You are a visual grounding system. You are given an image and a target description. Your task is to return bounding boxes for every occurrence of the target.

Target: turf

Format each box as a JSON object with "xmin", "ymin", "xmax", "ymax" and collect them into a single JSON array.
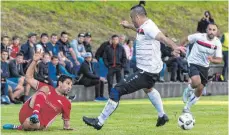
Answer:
[{"xmin": 1, "ymin": 96, "xmax": 228, "ymax": 135}]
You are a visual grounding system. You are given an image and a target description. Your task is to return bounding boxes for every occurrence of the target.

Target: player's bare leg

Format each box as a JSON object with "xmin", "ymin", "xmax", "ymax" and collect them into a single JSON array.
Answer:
[
  {"xmin": 183, "ymin": 75, "xmax": 203, "ymax": 113},
  {"xmin": 143, "ymin": 88, "xmax": 169, "ymax": 127}
]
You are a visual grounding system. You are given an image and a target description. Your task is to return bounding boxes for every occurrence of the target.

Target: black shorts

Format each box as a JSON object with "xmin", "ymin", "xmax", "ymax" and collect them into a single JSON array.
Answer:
[
  {"xmin": 189, "ymin": 64, "xmax": 209, "ymax": 86},
  {"xmin": 114, "ymin": 69, "xmax": 159, "ymax": 96}
]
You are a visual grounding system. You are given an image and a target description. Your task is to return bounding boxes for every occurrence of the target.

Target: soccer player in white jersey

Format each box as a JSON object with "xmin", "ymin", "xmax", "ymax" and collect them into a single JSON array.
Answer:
[
  {"xmin": 82, "ymin": 1, "xmax": 184, "ymax": 130},
  {"xmin": 181, "ymin": 23, "xmax": 222, "ymax": 113}
]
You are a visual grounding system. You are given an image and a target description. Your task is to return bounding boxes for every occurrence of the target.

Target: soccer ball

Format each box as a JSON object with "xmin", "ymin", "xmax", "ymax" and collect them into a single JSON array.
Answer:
[{"xmin": 178, "ymin": 113, "xmax": 195, "ymax": 130}]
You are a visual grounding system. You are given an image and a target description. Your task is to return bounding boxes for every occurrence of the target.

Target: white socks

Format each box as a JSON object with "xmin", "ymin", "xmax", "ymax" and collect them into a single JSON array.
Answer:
[
  {"xmin": 98, "ymin": 99, "xmax": 118, "ymax": 126},
  {"xmin": 147, "ymin": 89, "xmax": 165, "ymax": 117},
  {"xmin": 185, "ymin": 93, "xmax": 200, "ymax": 110}
]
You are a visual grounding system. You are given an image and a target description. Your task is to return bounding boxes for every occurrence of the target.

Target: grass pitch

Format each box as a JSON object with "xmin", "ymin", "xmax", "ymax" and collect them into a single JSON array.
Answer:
[{"xmin": 1, "ymin": 96, "xmax": 228, "ymax": 135}]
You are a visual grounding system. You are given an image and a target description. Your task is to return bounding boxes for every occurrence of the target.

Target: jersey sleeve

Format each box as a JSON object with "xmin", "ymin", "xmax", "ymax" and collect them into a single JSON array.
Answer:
[
  {"xmin": 188, "ymin": 33, "xmax": 202, "ymax": 44},
  {"xmin": 62, "ymin": 99, "xmax": 71, "ymax": 121},
  {"xmin": 144, "ymin": 21, "xmax": 161, "ymax": 39},
  {"xmin": 215, "ymin": 41, "xmax": 223, "ymax": 58},
  {"xmin": 35, "ymin": 81, "xmax": 48, "ymax": 90}
]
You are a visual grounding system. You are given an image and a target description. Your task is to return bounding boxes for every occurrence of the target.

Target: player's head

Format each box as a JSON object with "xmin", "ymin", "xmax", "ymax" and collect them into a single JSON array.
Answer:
[
  {"xmin": 130, "ymin": 1, "xmax": 147, "ymax": 28},
  {"xmin": 57, "ymin": 75, "xmax": 73, "ymax": 95},
  {"xmin": 206, "ymin": 23, "xmax": 218, "ymax": 40}
]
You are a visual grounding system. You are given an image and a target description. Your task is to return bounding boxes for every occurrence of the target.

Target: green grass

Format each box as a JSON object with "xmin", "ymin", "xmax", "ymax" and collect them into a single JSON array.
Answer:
[
  {"xmin": 1, "ymin": 1, "xmax": 228, "ymax": 50},
  {"xmin": 1, "ymin": 96, "xmax": 228, "ymax": 135}
]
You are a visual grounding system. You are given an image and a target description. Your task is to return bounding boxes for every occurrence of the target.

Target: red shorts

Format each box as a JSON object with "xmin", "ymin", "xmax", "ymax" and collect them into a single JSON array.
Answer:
[{"xmin": 19, "ymin": 99, "xmax": 45, "ymax": 127}]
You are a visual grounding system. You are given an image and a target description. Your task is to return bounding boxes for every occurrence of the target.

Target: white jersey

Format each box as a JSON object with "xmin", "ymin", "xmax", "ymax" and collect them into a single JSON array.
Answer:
[
  {"xmin": 187, "ymin": 33, "xmax": 222, "ymax": 67},
  {"xmin": 135, "ymin": 19, "xmax": 163, "ymax": 74}
]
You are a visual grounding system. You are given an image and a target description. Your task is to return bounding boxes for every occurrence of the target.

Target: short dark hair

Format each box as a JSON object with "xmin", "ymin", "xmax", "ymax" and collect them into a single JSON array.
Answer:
[
  {"xmin": 12, "ymin": 35, "xmax": 20, "ymax": 41},
  {"xmin": 57, "ymin": 74, "xmax": 72, "ymax": 87},
  {"xmin": 51, "ymin": 55, "xmax": 59, "ymax": 60},
  {"xmin": 1, "ymin": 49, "xmax": 9, "ymax": 54},
  {"xmin": 61, "ymin": 31, "xmax": 68, "ymax": 37},
  {"xmin": 40, "ymin": 33, "xmax": 49, "ymax": 38},
  {"xmin": 16, "ymin": 52, "xmax": 24, "ymax": 57},
  {"xmin": 1, "ymin": 36, "xmax": 9, "ymax": 41},
  {"xmin": 130, "ymin": 1, "xmax": 147, "ymax": 16},
  {"xmin": 51, "ymin": 33, "xmax": 57, "ymax": 38},
  {"xmin": 111, "ymin": 35, "xmax": 119, "ymax": 39}
]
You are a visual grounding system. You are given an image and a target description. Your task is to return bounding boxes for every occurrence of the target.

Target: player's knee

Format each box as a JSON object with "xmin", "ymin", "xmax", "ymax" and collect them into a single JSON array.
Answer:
[{"xmin": 109, "ymin": 88, "xmax": 120, "ymax": 102}]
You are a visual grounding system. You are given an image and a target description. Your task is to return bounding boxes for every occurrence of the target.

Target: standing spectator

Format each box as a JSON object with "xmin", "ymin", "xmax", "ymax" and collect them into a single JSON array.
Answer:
[
  {"xmin": 103, "ymin": 35, "xmax": 127, "ymax": 94},
  {"xmin": 36, "ymin": 33, "xmax": 49, "ymax": 54},
  {"xmin": 36, "ymin": 53, "xmax": 51, "ymax": 85},
  {"xmin": 221, "ymin": 32, "xmax": 228, "ymax": 81},
  {"xmin": 47, "ymin": 33, "xmax": 60, "ymax": 56},
  {"xmin": 57, "ymin": 31, "xmax": 80, "ymax": 75},
  {"xmin": 197, "ymin": 11, "xmax": 214, "ymax": 33},
  {"xmin": 1, "ymin": 36, "xmax": 10, "ymax": 53},
  {"xmin": 95, "ymin": 39, "xmax": 111, "ymax": 77},
  {"xmin": 20, "ymin": 33, "xmax": 37, "ymax": 61},
  {"xmin": 9, "ymin": 36, "xmax": 21, "ymax": 59},
  {"xmin": 123, "ymin": 39, "xmax": 133, "ymax": 76},
  {"xmin": 83, "ymin": 32, "xmax": 93, "ymax": 55},
  {"xmin": 119, "ymin": 34, "xmax": 127, "ymax": 46},
  {"xmin": 78, "ymin": 52, "xmax": 107, "ymax": 101}
]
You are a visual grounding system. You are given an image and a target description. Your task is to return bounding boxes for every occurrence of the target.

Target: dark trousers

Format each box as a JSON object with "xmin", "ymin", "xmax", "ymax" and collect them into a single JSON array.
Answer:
[
  {"xmin": 79, "ymin": 78, "xmax": 104, "ymax": 98},
  {"xmin": 107, "ymin": 67, "xmax": 122, "ymax": 94},
  {"xmin": 222, "ymin": 51, "xmax": 228, "ymax": 80},
  {"xmin": 124, "ymin": 60, "xmax": 131, "ymax": 76}
]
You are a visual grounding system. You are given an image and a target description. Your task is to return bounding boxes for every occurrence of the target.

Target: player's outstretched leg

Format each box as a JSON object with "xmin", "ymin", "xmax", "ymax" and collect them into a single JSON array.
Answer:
[
  {"xmin": 182, "ymin": 84, "xmax": 195, "ymax": 103},
  {"xmin": 3, "ymin": 124, "xmax": 23, "ymax": 130},
  {"xmin": 144, "ymin": 88, "xmax": 169, "ymax": 127},
  {"xmin": 83, "ymin": 88, "xmax": 119, "ymax": 130}
]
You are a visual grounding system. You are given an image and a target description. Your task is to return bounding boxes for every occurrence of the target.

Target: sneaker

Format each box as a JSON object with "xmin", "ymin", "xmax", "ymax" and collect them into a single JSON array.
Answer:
[
  {"xmin": 156, "ymin": 114, "xmax": 169, "ymax": 127},
  {"xmin": 1, "ymin": 95, "xmax": 11, "ymax": 104},
  {"xmin": 100, "ymin": 97, "xmax": 108, "ymax": 101},
  {"xmin": 182, "ymin": 88, "xmax": 193, "ymax": 103},
  {"xmin": 30, "ymin": 114, "xmax": 39, "ymax": 124},
  {"xmin": 182, "ymin": 107, "xmax": 191, "ymax": 114},
  {"xmin": 94, "ymin": 97, "xmax": 104, "ymax": 102},
  {"xmin": 82, "ymin": 116, "xmax": 103, "ymax": 130},
  {"xmin": 3, "ymin": 124, "xmax": 16, "ymax": 130}
]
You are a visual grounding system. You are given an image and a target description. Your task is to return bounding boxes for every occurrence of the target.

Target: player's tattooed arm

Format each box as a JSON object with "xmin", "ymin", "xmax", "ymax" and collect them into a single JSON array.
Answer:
[
  {"xmin": 26, "ymin": 51, "xmax": 43, "ymax": 90},
  {"xmin": 63, "ymin": 120, "xmax": 74, "ymax": 130}
]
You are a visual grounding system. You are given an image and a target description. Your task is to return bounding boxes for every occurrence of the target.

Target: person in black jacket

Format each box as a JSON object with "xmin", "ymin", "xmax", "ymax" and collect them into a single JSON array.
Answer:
[
  {"xmin": 103, "ymin": 35, "xmax": 127, "ymax": 94},
  {"xmin": 36, "ymin": 53, "xmax": 51, "ymax": 84},
  {"xmin": 78, "ymin": 52, "xmax": 107, "ymax": 101},
  {"xmin": 197, "ymin": 11, "xmax": 214, "ymax": 33},
  {"xmin": 1, "ymin": 36, "xmax": 10, "ymax": 54},
  {"xmin": 20, "ymin": 33, "xmax": 37, "ymax": 61}
]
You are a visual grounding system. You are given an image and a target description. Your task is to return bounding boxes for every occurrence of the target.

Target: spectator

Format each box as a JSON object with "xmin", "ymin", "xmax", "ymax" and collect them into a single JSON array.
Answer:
[
  {"xmin": 20, "ymin": 32, "xmax": 37, "ymax": 61},
  {"xmin": 78, "ymin": 52, "xmax": 107, "ymax": 101},
  {"xmin": 57, "ymin": 31, "xmax": 80, "ymax": 75},
  {"xmin": 83, "ymin": 32, "xmax": 93, "ymax": 55},
  {"xmin": 36, "ymin": 33, "xmax": 49, "ymax": 53},
  {"xmin": 36, "ymin": 53, "xmax": 51, "ymax": 85},
  {"xmin": 9, "ymin": 36, "xmax": 20, "ymax": 59},
  {"xmin": 95, "ymin": 39, "xmax": 111, "ymax": 78},
  {"xmin": 197, "ymin": 11, "xmax": 214, "ymax": 33},
  {"xmin": 160, "ymin": 42, "xmax": 172, "ymax": 82},
  {"xmin": 1, "ymin": 36, "xmax": 10, "ymax": 53},
  {"xmin": 71, "ymin": 33, "xmax": 86, "ymax": 64},
  {"xmin": 47, "ymin": 33, "xmax": 60, "ymax": 56},
  {"xmin": 119, "ymin": 34, "xmax": 127, "ymax": 46},
  {"xmin": 103, "ymin": 35, "xmax": 127, "ymax": 94},
  {"xmin": 5, "ymin": 52, "xmax": 25, "ymax": 103},
  {"xmin": 48, "ymin": 56, "xmax": 61, "ymax": 87},
  {"xmin": 221, "ymin": 32, "xmax": 228, "ymax": 81},
  {"xmin": 1, "ymin": 50, "xmax": 11, "ymax": 104},
  {"xmin": 130, "ymin": 40, "xmax": 137, "ymax": 72},
  {"xmin": 123, "ymin": 39, "xmax": 133, "ymax": 76}
]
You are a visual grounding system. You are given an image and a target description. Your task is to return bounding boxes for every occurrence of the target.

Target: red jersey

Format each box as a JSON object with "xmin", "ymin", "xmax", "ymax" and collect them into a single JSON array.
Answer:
[
  {"xmin": 10, "ymin": 44, "xmax": 20, "ymax": 58},
  {"xmin": 19, "ymin": 82, "xmax": 71, "ymax": 128}
]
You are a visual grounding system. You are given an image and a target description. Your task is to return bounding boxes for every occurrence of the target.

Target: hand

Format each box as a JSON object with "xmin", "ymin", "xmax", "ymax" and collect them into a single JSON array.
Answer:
[
  {"xmin": 100, "ymin": 77, "xmax": 107, "ymax": 82},
  {"xmin": 75, "ymin": 60, "xmax": 80, "ymax": 65},
  {"xmin": 120, "ymin": 20, "xmax": 131, "ymax": 29},
  {"xmin": 33, "ymin": 51, "xmax": 43, "ymax": 62},
  {"xmin": 63, "ymin": 127, "xmax": 74, "ymax": 130},
  {"xmin": 207, "ymin": 56, "xmax": 213, "ymax": 62}
]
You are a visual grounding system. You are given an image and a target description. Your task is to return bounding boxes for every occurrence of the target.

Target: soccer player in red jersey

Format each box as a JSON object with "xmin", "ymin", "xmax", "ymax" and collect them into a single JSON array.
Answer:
[{"xmin": 3, "ymin": 52, "xmax": 74, "ymax": 131}]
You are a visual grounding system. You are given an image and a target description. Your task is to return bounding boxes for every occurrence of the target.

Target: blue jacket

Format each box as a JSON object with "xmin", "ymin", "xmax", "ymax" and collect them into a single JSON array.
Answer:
[
  {"xmin": 1, "ymin": 61, "xmax": 10, "ymax": 79},
  {"xmin": 20, "ymin": 41, "xmax": 36, "ymax": 60}
]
